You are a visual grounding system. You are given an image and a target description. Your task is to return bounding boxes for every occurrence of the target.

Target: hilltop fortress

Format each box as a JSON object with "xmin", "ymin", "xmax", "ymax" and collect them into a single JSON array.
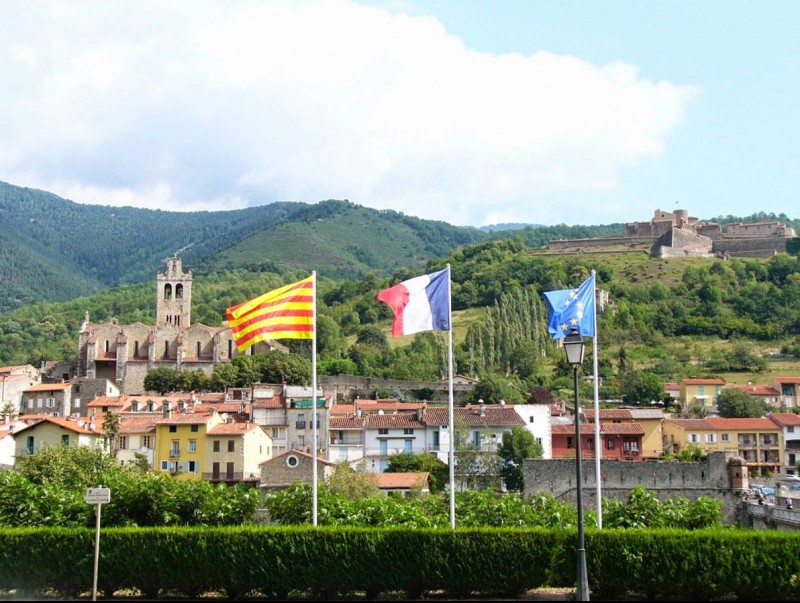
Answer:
[{"xmin": 548, "ymin": 208, "xmax": 796, "ymax": 258}]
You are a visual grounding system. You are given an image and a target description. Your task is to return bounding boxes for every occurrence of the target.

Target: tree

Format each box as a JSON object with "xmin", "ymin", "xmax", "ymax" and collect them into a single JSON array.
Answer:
[
  {"xmin": 258, "ymin": 351, "xmax": 311, "ymax": 384},
  {"xmin": 385, "ymin": 452, "xmax": 449, "ymax": 493},
  {"xmin": 498, "ymin": 426, "xmax": 543, "ymax": 492},
  {"xmin": 620, "ymin": 371, "xmax": 665, "ymax": 406},
  {"xmin": 326, "ymin": 462, "xmax": 379, "ymax": 498},
  {"xmin": 103, "ymin": 411, "xmax": 121, "ymax": 457},
  {"xmin": 716, "ymin": 388, "xmax": 769, "ymax": 418},
  {"xmin": 144, "ymin": 367, "xmax": 180, "ymax": 395}
]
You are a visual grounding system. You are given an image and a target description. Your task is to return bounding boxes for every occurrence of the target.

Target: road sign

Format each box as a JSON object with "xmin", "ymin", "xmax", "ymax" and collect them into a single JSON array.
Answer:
[{"xmin": 85, "ymin": 487, "xmax": 111, "ymax": 505}]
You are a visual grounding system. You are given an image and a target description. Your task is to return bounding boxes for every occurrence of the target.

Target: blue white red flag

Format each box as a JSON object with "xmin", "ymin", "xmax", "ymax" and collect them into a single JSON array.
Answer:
[{"xmin": 377, "ymin": 267, "xmax": 450, "ymax": 337}]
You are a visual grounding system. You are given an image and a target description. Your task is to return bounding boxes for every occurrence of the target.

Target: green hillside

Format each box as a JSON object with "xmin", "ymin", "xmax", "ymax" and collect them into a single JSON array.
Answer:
[{"xmin": 201, "ymin": 200, "xmax": 489, "ymax": 279}]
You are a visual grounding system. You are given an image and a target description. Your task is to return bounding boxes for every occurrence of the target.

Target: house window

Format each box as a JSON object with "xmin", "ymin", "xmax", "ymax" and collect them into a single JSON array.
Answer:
[
  {"xmin": 61, "ymin": 435, "xmax": 70, "ymax": 446},
  {"xmin": 226, "ymin": 462, "xmax": 235, "ymax": 479},
  {"xmin": 187, "ymin": 460, "xmax": 197, "ymax": 473},
  {"xmin": 46, "ymin": 398, "xmax": 54, "ymax": 408},
  {"xmin": 212, "ymin": 462, "xmax": 220, "ymax": 479},
  {"xmin": 188, "ymin": 440, "xmax": 197, "ymax": 453},
  {"xmin": 587, "ymin": 439, "xmax": 594, "ymax": 451},
  {"xmin": 213, "ymin": 440, "xmax": 220, "ymax": 452},
  {"xmin": 26, "ymin": 436, "xmax": 34, "ymax": 455},
  {"xmin": 706, "ymin": 434, "xmax": 716, "ymax": 444},
  {"xmin": 227, "ymin": 440, "xmax": 235, "ymax": 453},
  {"xmin": 118, "ymin": 436, "xmax": 127, "ymax": 450},
  {"xmin": 432, "ymin": 431, "xmax": 440, "ymax": 449},
  {"xmin": 27, "ymin": 400, "xmax": 33, "ymax": 409},
  {"xmin": 378, "ymin": 428, "xmax": 388, "ymax": 435},
  {"xmin": 403, "ymin": 428, "xmax": 414, "ymax": 435},
  {"xmin": 690, "ymin": 434, "xmax": 699, "ymax": 443},
  {"xmin": 606, "ymin": 438, "xmax": 615, "ymax": 450},
  {"xmin": 191, "ymin": 424, "xmax": 199, "ymax": 432},
  {"xmin": 142, "ymin": 436, "xmax": 152, "ymax": 449},
  {"xmin": 567, "ymin": 437, "xmax": 574, "ymax": 449},
  {"xmin": 789, "ymin": 426, "xmax": 795, "ymax": 434},
  {"xmin": 721, "ymin": 433, "xmax": 729, "ymax": 442},
  {"xmin": 170, "ymin": 441, "xmax": 180, "ymax": 457},
  {"xmin": 169, "ymin": 425, "xmax": 177, "ymax": 433},
  {"xmin": 404, "ymin": 439, "xmax": 413, "ymax": 453},
  {"xmin": 272, "ymin": 427, "xmax": 279, "ymax": 438}
]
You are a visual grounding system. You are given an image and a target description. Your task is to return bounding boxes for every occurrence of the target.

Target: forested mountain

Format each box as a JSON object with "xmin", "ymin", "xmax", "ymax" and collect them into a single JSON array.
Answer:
[{"xmin": 0, "ymin": 181, "xmax": 628, "ymax": 314}]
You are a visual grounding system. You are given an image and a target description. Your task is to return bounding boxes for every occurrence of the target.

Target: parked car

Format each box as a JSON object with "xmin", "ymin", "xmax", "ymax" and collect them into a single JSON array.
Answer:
[
  {"xmin": 752, "ymin": 485, "xmax": 776, "ymax": 496},
  {"xmin": 784, "ymin": 474, "xmax": 800, "ymax": 482}
]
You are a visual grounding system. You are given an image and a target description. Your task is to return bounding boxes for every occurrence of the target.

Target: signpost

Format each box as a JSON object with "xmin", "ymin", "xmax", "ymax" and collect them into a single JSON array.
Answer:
[{"xmin": 85, "ymin": 487, "xmax": 110, "ymax": 601}]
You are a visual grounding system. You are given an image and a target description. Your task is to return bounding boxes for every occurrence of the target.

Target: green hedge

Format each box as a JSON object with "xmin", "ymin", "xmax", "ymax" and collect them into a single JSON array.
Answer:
[{"xmin": 0, "ymin": 526, "xmax": 799, "ymax": 600}]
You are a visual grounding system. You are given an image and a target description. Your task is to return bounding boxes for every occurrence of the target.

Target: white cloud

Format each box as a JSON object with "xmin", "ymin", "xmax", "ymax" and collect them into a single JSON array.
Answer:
[{"xmin": 0, "ymin": 0, "xmax": 698, "ymax": 226}]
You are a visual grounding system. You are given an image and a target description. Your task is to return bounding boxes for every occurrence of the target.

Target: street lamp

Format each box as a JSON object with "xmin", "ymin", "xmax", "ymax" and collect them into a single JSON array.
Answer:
[{"xmin": 563, "ymin": 327, "xmax": 589, "ymax": 601}]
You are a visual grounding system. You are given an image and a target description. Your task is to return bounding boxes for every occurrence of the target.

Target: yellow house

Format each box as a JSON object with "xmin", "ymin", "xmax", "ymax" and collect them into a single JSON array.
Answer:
[
  {"xmin": 706, "ymin": 417, "xmax": 783, "ymax": 477},
  {"xmin": 204, "ymin": 421, "xmax": 274, "ymax": 484},
  {"xmin": 661, "ymin": 418, "xmax": 727, "ymax": 456},
  {"xmin": 680, "ymin": 378, "xmax": 725, "ymax": 410},
  {"xmin": 154, "ymin": 406, "xmax": 223, "ymax": 480}
]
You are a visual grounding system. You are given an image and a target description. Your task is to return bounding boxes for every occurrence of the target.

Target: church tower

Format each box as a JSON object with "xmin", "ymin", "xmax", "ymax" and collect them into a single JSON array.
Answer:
[{"xmin": 156, "ymin": 256, "xmax": 192, "ymax": 328}]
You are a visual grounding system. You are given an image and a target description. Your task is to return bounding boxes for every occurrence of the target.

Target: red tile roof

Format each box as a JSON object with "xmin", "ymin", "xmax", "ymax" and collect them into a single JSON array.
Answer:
[
  {"xmin": 705, "ymin": 417, "xmax": 780, "ymax": 430},
  {"xmin": 663, "ymin": 418, "xmax": 717, "ymax": 430},
  {"xmin": 23, "ymin": 382, "xmax": 71, "ymax": 392},
  {"xmin": 769, "ymin": 413, "xmax": 800, "ymax": 427},
  {"xmin": 376, "ymin": 472, "xmax": 430, "ymax": 490},
  {"xmin": 118, "ymin": 416, "xmax": 158, "ymax": 434},
  {"xmin": 681, "ymin": 378, "xmax": 725, "ymax": 385},
  {"xmin": 207, "ymin": 422, "xmax": 262, "ymax": 435},
  {"xmin": 364, "ymin": 414, "xmax": 426, "ymax": 429},
  {"xmin": 585, "ymin": 409, "xmax": 633, "ymax": 421}
]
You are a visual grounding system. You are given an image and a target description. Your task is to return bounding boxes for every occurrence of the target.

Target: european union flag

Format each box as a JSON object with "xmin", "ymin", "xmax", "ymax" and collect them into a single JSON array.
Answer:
[{"xmin": 542, "ymin": 274, "xmax": 596, "ymax": 339}]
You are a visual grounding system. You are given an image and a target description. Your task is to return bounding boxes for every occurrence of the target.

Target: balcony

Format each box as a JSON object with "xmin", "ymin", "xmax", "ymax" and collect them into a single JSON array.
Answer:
[{"xmin": 169, "ymin": 450, "xmax": 181, "ymax": 458}]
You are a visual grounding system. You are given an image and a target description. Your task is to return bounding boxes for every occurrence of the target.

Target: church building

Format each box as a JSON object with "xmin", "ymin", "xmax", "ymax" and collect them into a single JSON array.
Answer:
[{"xmin": 77, "ymin": 257, "xmax": 286, "ymax": 394}]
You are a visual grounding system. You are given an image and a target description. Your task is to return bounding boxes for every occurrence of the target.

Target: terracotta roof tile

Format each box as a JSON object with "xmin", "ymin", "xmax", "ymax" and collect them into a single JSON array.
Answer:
[
  {"xmin": 769, "ymin": 413, "xmax": 800, "ymax": 427},
  {"xmin": 365, "ymin": 414, "xmax": 426, "ymax": 429},
  {"xmin": 705, "ymin": 417, "xmax": 780, "ymax": 430},
  {"xmin": 376, "ymin": 472, "xmax": 430, "ymax": 490}
]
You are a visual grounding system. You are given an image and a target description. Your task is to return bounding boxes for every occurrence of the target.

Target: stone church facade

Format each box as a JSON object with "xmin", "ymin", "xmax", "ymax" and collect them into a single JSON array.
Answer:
[{"xmin": 77, "ymin": 257, "xmax": 286, "ymax": 395}]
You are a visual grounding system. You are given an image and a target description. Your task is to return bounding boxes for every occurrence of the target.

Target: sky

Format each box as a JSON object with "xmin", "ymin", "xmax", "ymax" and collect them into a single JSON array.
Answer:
[{"xmin": 1, "ymin": 0, "xmax": 798, "ymax": 228}]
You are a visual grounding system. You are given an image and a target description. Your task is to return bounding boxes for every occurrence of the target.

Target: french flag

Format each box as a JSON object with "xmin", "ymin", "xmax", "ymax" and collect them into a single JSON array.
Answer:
[{"xmin": 377, "ymin": 267, "xmax": 451, "ymax": 337}]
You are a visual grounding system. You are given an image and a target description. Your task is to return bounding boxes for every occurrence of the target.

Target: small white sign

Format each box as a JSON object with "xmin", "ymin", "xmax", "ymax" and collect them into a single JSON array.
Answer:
[{"xmin": 85, "ymin": 487, "xmax": 111, "ymax": 505}]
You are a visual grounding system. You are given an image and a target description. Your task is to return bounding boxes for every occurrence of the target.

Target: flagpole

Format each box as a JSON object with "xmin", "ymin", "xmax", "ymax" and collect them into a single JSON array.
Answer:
[
  {"xmin": 591, "ymin": 269, "xmax": 602, "ymax": 528},
  {"xmin": 311, "ymin": 270, "xmax": 318, "ymax": 527},
  {"xmin": 446, "ymin": 263, "xmax": 455, "ymax": 529}
]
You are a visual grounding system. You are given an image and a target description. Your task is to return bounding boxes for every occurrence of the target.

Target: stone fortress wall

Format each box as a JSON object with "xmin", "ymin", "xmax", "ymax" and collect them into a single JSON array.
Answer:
[
  {"xmin": 523, "ymin": 451, "xmax": 746, "ymax": 524},
  {"xmin": 545, "ymin": 208, "xmax": 796, "ymax": 259}
]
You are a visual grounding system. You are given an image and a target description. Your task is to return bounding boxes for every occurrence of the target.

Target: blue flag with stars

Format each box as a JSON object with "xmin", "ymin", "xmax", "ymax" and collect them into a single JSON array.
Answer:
[{"xmin": 543, "ymin": 274, "xmax": 596, "ymax": 339}]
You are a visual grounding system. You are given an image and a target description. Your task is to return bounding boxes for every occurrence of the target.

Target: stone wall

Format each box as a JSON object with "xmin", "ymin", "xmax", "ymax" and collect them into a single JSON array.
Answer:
[
  {"xmin": 523, "ymin": 452, "xmax": 744, "ymax": 524},
  {"xmin": 713, "ymin": 236, "xmax": 789, "ymax": 257},
  {"xmin": 318, "ymin": 374, "xmax": 475, "ymax": 404}
]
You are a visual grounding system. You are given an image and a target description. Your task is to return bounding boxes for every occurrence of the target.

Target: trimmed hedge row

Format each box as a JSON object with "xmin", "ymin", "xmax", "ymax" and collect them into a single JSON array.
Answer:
[{"xmin": 1, "ymin": 526, "xmax": 799, "ymax": 600}]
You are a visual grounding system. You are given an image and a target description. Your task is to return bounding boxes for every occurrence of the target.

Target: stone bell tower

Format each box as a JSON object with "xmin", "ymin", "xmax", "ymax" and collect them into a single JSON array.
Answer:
[{"xmin": 156, "ymin": 256, "xmax": 192, "ymax": 328}]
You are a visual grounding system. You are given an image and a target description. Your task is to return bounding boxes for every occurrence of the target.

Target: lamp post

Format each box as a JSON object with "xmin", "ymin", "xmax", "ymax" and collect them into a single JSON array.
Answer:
[{"xmin": 563, "ymin": 328, "xmax": 589, "ymax": 601}]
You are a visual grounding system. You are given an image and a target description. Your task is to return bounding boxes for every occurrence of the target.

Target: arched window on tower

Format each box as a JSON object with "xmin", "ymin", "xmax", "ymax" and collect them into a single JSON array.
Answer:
[
  {"xmin": 196, "ymin": 341, "xmax": 201, "ymax": 358},
  {"xmin": 164, "ymin": 341, "xmax": 169, "ymax": 359},
  {"xmin": 134, "ymin": 341, "xmax": 140, "ymax": 358},
  {"xmin": 164, "ymin": 284, "xmax": 172, "ymax": 300},
  {"xmin": 176, "ymin": 284, "xmax": 183, "ymax": 299}
]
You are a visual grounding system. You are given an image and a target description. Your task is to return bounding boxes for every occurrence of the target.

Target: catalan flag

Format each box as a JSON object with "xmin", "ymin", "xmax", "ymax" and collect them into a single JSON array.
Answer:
[{"xmin": 226, "ymin": 275, "xmax": 315, "ymax": 352}]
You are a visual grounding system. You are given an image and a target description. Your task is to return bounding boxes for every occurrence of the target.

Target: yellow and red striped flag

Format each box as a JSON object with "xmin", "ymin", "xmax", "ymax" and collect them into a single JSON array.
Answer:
[{"xmin": 226, "ymin": 275, "xmax": 314, "ymax": 352}]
